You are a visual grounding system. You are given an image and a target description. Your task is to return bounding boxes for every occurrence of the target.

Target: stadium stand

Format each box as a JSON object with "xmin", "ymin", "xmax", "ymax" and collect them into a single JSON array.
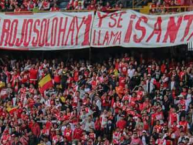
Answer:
[
  {"xmin": 0, "ymin": 47, "xmax": 193, "ymax": 145},
  {"xmin": 0, "ymin": 0, "xmax": 191, "ymax": 13},
  {"xmin": 0, "ymin": 0, "xmax": 193, "ymax": 144}
]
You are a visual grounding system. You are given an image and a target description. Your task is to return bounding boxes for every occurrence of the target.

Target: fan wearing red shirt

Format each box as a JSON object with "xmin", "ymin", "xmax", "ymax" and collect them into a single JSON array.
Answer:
[
  {"xmin": 50, "ymin": 3, "xmax": 60, "ymax": 11},
  {"xmin": 41, "ymin": 0, "xmax": 50, "ymax": 10},
  {"xmin": 175, "ymin": 0, "xmax": 183, "ymax": 5},
  {"xmin": 1, "ymin": 130, "xmax": 11, "ymax": 145},
  {"xmin": 28, "ymin": 0, "xmax": 35, "ymax": 10},
  {"xmin": 73, "ymin": 124, "xmax": 83, "ymax": 140},
  {"xmin": 29, "ymin": 120, "xmax": 40, "ymax": 138},
  {"xmin": 114, "ymin": 3, "xmax": 121, "ymax": 10},
  {"xmin": 20, "ymin": 70, "xmax": 29, "ymax": 84},
  {"xmin": 104, "ymin": 2, "xmax": 111, "ymax": 10},
  {"xmin": 116, "ymin": 116, "xmax": 127, "ymax": 130},
  {"xmin": 0, "ymin": 0, "xmax": 5, "ymax": 10},
  {"xmin": 178, "ymin": 116, "xmax": 189, "ymax": 132},
  {"xmin": 168, "ymin": 108, "xmax": 179, "ymax": 126},
  {"xmin": 14, "ymin": 5, "xmax": 21, "ymax": 12},
  {"xmin": 150, "ymin": 2, "xmax": 157, "ymax": 13},
  {"xmin": 64, "ymin": 124, "xmax": 72, "ymax": 142},
  {"xmin": 89, "ymin": 129, "xmax": 96, "ymax": 141},
  {"xmin": 41, "ymin": 125, "xmax": 50, "ymax": 136},
  {"xmin": 11, "ymin": 70, "xmax": 20, "ymax": 87},
  {"xmin": 119, "ymin": 75, "xmax": 126, "ymax": 88},
  {"xmin": 21, "ymin": 4, "xmax": 28, "ymax": 11},
  {"xmin": 53, "ymin": 69, "xmax": 61, "ymax": 85},
  {"xmin": 73, "ymin": 0, "xmax": 78, "ymax": 8},
  {"xmin": 161, "ymin": 63, "xmax": 166, "ymax": 74},
  {"xmin": 153, "ymin": 120, "xmax": 163, "ymax": 133},
  {"xmin": 73, "ymin": 67, "xmax": 79, "ymax": 82},
  {"xmin": 101, "ymin": 93, "xmax": 110, "ymax": 108},
  {"xmin": 29, "ymin": 65, "xmax": 38, "ymax": 84},
  {"xmin": 87, "ymin": 0, "xmax": 95, "ymax": 10},
  {"xmin": 120, "ymin": 63, "xmax": 128, "ymax": 76},
  {"xmin": 23, "ymin": 0, "xmax": 28, "ymax": 8},
  {"xmin": 113, "ymin": 128, "xmax": 121, "ymax": 144}
]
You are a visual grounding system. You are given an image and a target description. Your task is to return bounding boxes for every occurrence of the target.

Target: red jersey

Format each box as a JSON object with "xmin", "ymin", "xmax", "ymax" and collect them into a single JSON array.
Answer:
[
  {"xmin": 179, "ymin": 121, "xmax": 189, "ymax": 132},
  {"xmin": 50, "ymin": 7, "xmax": 60, "ymax": 11},
  {"xmin": 54, "ymin": 73, "xmax": 60, "ymax": 83},
  {"xmin": 64, "ymin": 128, "xmax": 72, "ymax": 142},
  {"xmin": 73, "ymin": 128, "xmax": 83, "ymax": 140},
  {"xmin": 119, "ymin": 76, "xmax": 126, "ymax": 88},
  {"xmin": 169, "ymin": 112, "xmax": 178, "ymax": 125},
  {"xmin": 29, "ymin": 68, "xmax": 38, "ymax": 80},
  {"xmin": 116, "ymin": 119, "xmax": 127, "ymax": 130},
  {"xmin": 23, "ymin": 0, "xmax": 28, "ymax": 8},
  {"xmin": 73, "ymin": 71, "xmax": 79, "ymax": 82},
  {"xmin": 120, "ymin": 64, "xmax": 127, "ymax": 76},
  {"xmin": 42, "ymin": 1, "xmax": 50, "ymax": 9},
  {"xmin": 87, "ymin": 4, "xmax": 95, "ymax": 10}
]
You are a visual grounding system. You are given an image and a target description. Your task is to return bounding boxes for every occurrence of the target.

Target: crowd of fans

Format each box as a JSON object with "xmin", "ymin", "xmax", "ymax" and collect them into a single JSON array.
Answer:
[
  {"xmin": 150, "ymin": 0, "xmax": 193, "ymax": 14},
  {"xmin": 0, "ymin": 0, "xmax": 135, "ymax": 12},
  {"xmin": 0, "ymin": 50, "xmax": 193, "ymax": 145},
  {"xmin": 0, "ymin": 0, "xmax": 193, "ymax": 13}
]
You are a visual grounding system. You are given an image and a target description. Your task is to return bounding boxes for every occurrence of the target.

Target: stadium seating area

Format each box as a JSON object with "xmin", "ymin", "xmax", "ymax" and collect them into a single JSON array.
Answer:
[
  {"xmin": 149, "ymin": 0, "xmax": 192, "ymax": 14},
  {"xmin": 0, "ymin": 0, "xmax": 193, "ymax": 145},
  {"xmin": 0, "ymin": 0, "xmax": 191, "ymax": 13},
  {"xmin": 0, "ymin": 0, "xmax": 132, "ymax": 12},
  {"xmin": 0, "ymin": 49, "xmax": 193, "ymax": 145}
]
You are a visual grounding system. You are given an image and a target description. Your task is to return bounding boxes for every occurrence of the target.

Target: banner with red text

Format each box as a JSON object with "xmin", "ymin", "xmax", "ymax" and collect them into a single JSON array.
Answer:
[
  {"xmin": 0, "ymin": 12, "xmax": 93, "ymax": 50},
  {"xmin": 91, "ymin": 10, "xmax": 193, "ymax": 48}
]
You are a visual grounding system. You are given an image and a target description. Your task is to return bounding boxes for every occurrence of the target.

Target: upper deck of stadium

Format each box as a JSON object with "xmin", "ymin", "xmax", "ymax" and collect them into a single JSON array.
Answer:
[{"xmin": 0, "ymin": 0, "xmax": 192, "ymax": 14}]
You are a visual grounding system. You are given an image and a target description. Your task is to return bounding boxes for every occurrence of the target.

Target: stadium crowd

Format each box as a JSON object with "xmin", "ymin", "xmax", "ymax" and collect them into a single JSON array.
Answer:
[
  {"xmin": 0, "ymin": 0, "xmax": 136, "ymax": 12},
  {"xmin": 0, "ymin": 51, "xmax": 193, "ymax": 145},
  {"xmin": 150, "ymin": 0, "xmax": 193, "ymax": 14},
  {"xmin": 0, "ymin": 0, "xmax": 193, "ymax": 13}
]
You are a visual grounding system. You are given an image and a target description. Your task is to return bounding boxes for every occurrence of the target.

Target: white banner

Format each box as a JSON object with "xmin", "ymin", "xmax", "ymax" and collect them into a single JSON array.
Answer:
[
  {"xmin": 91, "ymin": 10, "xmax": 193, "ymax": 48},
  {"xmin": 0, "ymin": 12, "xmax": 94, "ymax": 50}
]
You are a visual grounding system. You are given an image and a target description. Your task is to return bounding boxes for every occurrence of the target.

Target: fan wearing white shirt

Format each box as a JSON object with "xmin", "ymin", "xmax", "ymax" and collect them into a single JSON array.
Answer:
[{"xmin": 127, "ymin": 65, "xmax": 135, "ymax": 79}]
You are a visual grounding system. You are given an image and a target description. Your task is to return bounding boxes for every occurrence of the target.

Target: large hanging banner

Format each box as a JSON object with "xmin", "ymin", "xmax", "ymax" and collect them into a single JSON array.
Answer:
[
  {"xmin": 1, "ymin": 10, "xmax": 193, "ymax": 50},
  {"xmin": 0, "ymin": 12, "xmax": 93, "ymax": 50},
  {"xmin": 91, "ymin": 10, "xmax": 193, "ymax": 48}
]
